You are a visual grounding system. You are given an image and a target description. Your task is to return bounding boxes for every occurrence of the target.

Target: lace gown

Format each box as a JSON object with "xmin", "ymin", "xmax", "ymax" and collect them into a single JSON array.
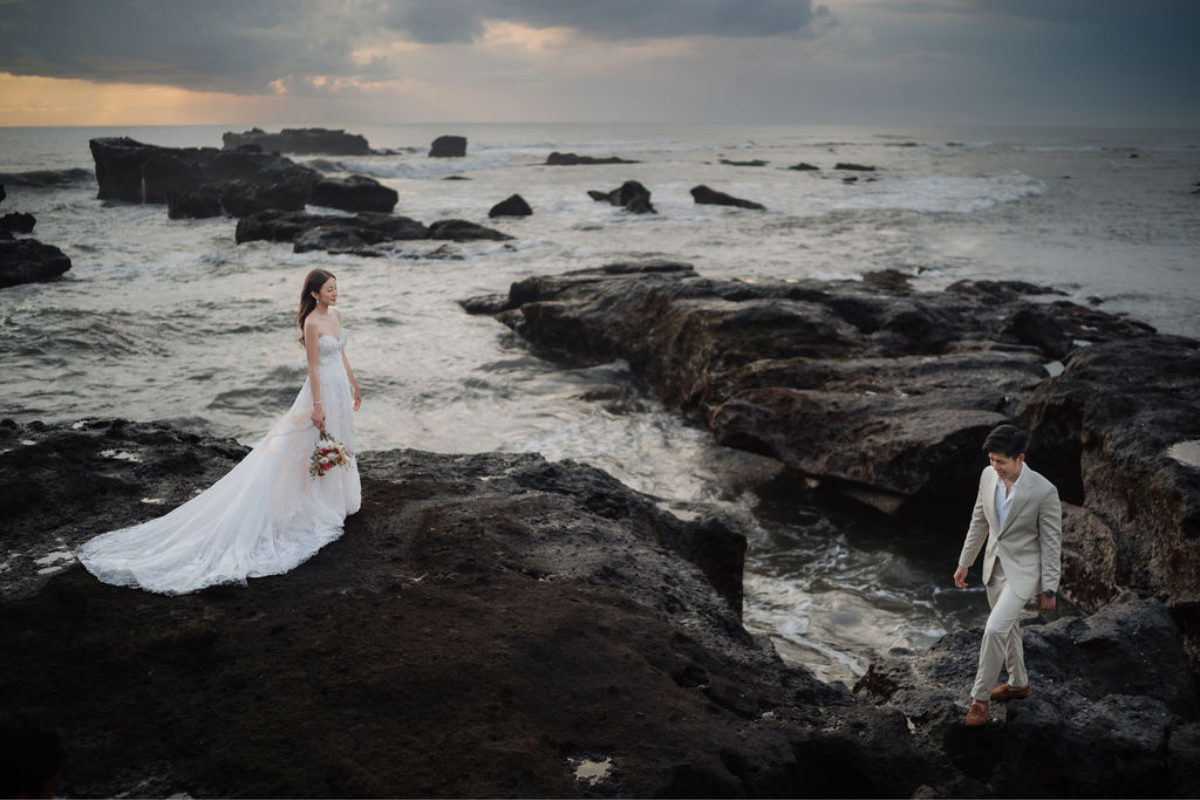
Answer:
[{"xmin": 77, "ymin": 331, "xmax": 361, "ymax": 594}]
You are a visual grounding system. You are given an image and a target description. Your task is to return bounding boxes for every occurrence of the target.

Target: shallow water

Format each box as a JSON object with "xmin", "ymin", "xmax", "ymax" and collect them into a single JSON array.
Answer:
[{"xmin": 1, "ymin": 122, "xmax": 1194, "ymax": 684}]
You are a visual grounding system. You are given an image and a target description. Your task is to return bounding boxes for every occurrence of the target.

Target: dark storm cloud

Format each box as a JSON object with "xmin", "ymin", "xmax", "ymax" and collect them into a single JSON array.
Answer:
[
  {"xmin": 0, "ymin": 0, "xmax": 380, "ymax": 93},
  {"xmin": 381, "ymin": 0, "xmax": 829, "ymax": 43},
  {"xmin": 0, "ymin": 0, "xmax": 829, "ymax": 93}
]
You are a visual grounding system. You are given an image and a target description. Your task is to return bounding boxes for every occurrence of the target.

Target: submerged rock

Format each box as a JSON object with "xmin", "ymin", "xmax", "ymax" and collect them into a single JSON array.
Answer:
[
  {"xmin": 690, "ymin": 184, "xmax": 765, "ymax": 210},
  {"xmin": 221, "ymin": 127, "xmax": 372, "ymax": 156},
  {"xmin": 0, "ymin": 238, "xmax": 71, "ymax": 288},
  {"xmin": 0, "ymin": 168, "xmax": 94, "ymax": 188},
  {"xmin": 546, "ymin": 152, "xmax": 639, "ymax": 166},
  {"xmin": 719, "ymin": 158, "xmax": 768, "ymax": 167},
  {"xmin": 429, "ymin": 219, "xmax": 516, "ymax": 241},
  {"xmin": 788, "ymin": 163, "xmax": 821, "ymax": 171},
  {"xmin": 835, "ymin": 162, "xmax": 877, "ymax": 172},
  {"xmin": 429, "ymin": 135, "xmax": 467, "ymax": 158},
  {"xmin": 235, "ymin": 209, "xmax": 512, "ymax": 253}
]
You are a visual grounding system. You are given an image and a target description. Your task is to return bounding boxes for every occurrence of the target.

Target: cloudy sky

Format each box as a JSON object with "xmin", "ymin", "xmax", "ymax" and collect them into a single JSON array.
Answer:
[{"xmin": 0, "ymin": 0, "xmax": 1196, "ymax": 128}]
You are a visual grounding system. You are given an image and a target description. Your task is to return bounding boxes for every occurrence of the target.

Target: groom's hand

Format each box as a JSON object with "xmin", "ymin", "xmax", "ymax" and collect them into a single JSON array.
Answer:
[
  {"xmin": 953, "ymin": 565, "xmax": 969, "ymax": 589},
  {"xmin": 1039, "ymin": 593, "xmax": 1057, "ymax": 615}
]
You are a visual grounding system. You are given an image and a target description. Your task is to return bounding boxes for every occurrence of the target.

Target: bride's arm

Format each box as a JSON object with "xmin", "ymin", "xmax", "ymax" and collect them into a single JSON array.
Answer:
[
  {"xmin": 342, "ymin": 349, "xmax": 362, "ymax": 411},
  {"xmin": 335, "ymin": 309, "xmax": 361, "ymax": 411},
  {"xmin": 305, "ymin": 318, "xmax": 325, "ymax": 431}
]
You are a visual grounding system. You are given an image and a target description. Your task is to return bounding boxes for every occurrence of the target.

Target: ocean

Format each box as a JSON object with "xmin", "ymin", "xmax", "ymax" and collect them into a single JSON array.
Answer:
[{"xmin": 2, "ymin": 122, "xmax": 1198, "ymax": 684}]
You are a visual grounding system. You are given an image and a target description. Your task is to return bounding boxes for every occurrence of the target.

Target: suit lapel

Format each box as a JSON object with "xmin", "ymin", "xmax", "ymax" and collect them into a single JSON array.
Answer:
[{"xmin": 999, "ymin": 468, "xmax": 1036, "ymax": 537}]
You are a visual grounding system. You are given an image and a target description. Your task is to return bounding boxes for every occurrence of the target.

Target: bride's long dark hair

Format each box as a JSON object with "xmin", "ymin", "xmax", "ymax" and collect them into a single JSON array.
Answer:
[{"xmin": 296, "ymin": 268, "xmax": 336, "ymax": 344}]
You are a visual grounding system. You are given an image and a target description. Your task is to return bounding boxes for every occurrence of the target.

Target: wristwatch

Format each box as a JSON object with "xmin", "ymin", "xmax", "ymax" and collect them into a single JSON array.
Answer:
[{"xmin": 1042, "ymin": 589, "xmax": 1057, "ymax": 598}]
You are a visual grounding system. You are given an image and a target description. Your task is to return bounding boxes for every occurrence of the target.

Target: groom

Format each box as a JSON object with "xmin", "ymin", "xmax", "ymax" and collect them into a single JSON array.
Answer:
[{"xmin": 953, "ymin": 424, "xmax": 1062, "ymax": 726}]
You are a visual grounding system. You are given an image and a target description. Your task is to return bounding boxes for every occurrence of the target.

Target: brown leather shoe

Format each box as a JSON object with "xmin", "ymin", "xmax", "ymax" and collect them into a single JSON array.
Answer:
[
  {"xmin": 990, "ymin": 683, "xmax": 1032, "ymax": 702},
  {"xmin": 965, "ymin": 700, "xmax": 989, "ymax": 726}
]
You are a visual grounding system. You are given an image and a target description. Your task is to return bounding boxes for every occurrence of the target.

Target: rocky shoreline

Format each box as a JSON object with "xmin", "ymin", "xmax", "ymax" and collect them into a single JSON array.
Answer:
[
  {"xmin": 2, "ymin": 417, "xmax": 1197, "ymax": 797},
  {"xmin": 462, "ymin": 262, "xmax": 1200, "ymax": 683}
]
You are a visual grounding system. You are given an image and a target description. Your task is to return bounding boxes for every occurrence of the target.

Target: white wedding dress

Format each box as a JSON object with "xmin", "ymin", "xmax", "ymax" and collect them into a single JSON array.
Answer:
[{"xmin": 77, "ymin": 330, "xmax": 362, "ymax": 594}]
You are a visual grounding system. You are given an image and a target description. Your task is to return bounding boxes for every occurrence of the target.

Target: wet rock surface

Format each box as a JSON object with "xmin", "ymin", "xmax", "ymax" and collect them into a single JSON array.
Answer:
[
  {"xmin": 0, "ymin": 168, "xmax": 94, "ymax": 188},
  {"xmin": 691, "ymin": 184, "xmax": 766, "ymax": 210},
  {"xmin": 0, "ymin": 237, "xmax": 72, "ymax": 288},
  {"xmin": 546, "ymin": 152, "xmax": 639, "ymax": 165},
  {"xmin": 166, "ymin": 179, "xmax": 311, "ymax": 219},
  {"xmin": 468, "ymin": 263, "xmax": 1157, "ymax": 520},
  {"xmin": 222, "ymin": 127, "xmax": 372, "ymax": 156},
  {"xmin": 235, "ymin": 210, "xmax": 512, "ymax": 254},
  {"xmin": 3, "ymin": 418, "xmax": 1196, "ymax": 798}
]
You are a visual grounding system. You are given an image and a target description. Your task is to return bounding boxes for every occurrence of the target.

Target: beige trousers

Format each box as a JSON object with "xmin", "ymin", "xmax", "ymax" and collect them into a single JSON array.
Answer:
[{"xmin": 970, "ymin": 560, "xmax": 1030, "ymax": 701}]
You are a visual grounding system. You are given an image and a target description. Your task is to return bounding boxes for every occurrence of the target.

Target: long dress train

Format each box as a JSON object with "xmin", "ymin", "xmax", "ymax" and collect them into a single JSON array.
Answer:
[{"xmin": 76, "ymin": 331, "xmax": 361, "ymax": 594}]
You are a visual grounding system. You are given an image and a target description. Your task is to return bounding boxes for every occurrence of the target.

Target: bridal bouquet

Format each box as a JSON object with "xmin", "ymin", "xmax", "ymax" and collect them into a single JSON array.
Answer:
[{"xmin": 309, "ymin": 431, "xmax": 353, "ymax": 477}]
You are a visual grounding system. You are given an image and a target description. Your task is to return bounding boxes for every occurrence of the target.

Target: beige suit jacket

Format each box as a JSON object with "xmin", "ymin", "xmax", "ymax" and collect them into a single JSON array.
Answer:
[{"xmin": 958, "ymin": 465, "xmax": 1063, "ymax": 601}]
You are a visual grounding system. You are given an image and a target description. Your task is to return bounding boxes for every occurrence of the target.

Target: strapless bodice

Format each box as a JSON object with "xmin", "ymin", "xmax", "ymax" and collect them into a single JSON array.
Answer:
[{"xmin": 318, "ymin": 331, "xmax": 346, "ymax": 364}]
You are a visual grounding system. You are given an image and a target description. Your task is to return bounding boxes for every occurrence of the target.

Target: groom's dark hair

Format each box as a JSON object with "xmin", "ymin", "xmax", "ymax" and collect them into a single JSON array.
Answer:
[{"xmin": 983, "ymin": 424, "xmax": 1027, "ymax": 459}]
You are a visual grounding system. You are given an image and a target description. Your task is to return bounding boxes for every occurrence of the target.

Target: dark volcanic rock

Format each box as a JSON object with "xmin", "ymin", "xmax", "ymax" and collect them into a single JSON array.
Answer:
[
  {"xmin": 0, "ymin": 211, "xmax": 36, "ymax": 233},
  {"xmin": 222, "ymin": 127, "xmax": 371, "ymax": 156},
  {"xmin": 428, "ymin": 219, "xmax": 515, "ymax": 241},
  {"xmin": 719, "ymin": 158, "xmax": 768, "ymax": 167},
  {"xmin": 293, "ymin": 227, "xmax": 384, "ymax": 257},
  {"xmin": 429, "ymin": 135, "xmax": 467, "ymax": 158},
  {"xmin": 835, "ymin": 162, "xmax": 877, "ymax": 171},
  {"xmin": 588, "ymin": 180, "xmax": 656, "ymax": 214},
  {"xmin": 0, "ymin": 418, "xmax": 937, "ymax": 799},
  {"xmin": 788, "ymin": 163, "xmax": 821, "ymax": 171},
  {"xmin": 0, "ymin": 183, "xmax": 4, "ymax": 204},
  {"xmin": 690, "ymin": 184, "xmax": 766, "ymax": 210},
  {"xmin": 89, "ymin": 137, "xmax": 319, "ymax": 205},
  {"xmin": 1020, "ymin": 335, "xmax": 1200, "ymax": 613},
  {"xmin": 546, "ymin": 152, "xmax": 639, "ymax": 165},
  {"xmin": 488, "ymin": 194, "xmax": 533, "ymax": 218},
  {"xmin": 310, "ymin": 174, "xmax": 398, "ymax": 213},
  {"xmin": 3, "ymin": 418, "xmax": 1197, "ymax": 798},
  {"xmin": 166, "ymin": 185, "xmax": 222, "ymax": 219},
  {"xmin": 857, "ymin": 599, "xmax": 1198, "ymax": 798},
  {"xmin": 0, "ymin": 238, "xmax": 72, "ymax": 288},
  {"xmin": 236, "ymin": 210, "xmax": 429, "ymax": 250},
  {"xmin": 467, "ymin": 264, "xmax": 1159, "ymax": 520},
  {"xmin": 235, "ymin": 210, "xmax": 512, "ymax": 253}
]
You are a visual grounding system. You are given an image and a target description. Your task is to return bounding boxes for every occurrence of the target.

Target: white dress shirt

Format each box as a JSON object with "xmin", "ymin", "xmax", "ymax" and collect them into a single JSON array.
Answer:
[{"xmin": 995, "ymin": 464, "xmax": 1025, "ymax": 530}]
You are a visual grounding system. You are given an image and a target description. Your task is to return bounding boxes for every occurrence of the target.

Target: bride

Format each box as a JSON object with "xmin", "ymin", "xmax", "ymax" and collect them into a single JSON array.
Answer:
[{"xmin": 76, "ymin": 268, "xmax": 363, "ymax": 594}]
